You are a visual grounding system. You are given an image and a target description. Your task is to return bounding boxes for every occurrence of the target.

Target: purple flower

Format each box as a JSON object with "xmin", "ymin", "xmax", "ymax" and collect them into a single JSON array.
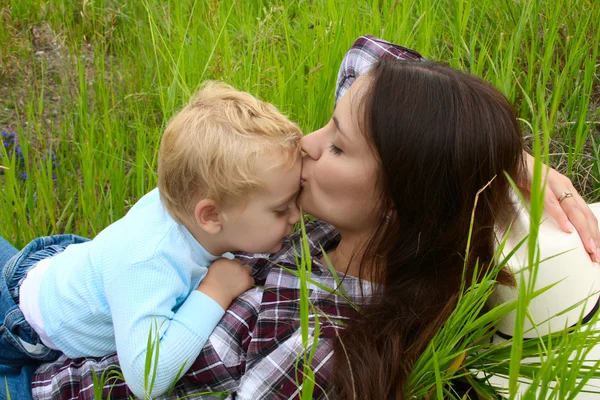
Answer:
[
  {"xmin": 1, "ymin": 131, "xmax": 16, "ymax": 144},
  {"xmin": 45, "ymin": 149, "xmax": 57, "ymax": 161},
  {"xmin": 2, "ymin": 131, "xmax": 16, "ymax": 148},
  {"xmin": 14, "ymin": 145, "xmax": 24, "ymax": 162},
  {"xmin": 0, "ymin": 129, "xmax": 29, "ymax": 181},
  {"xmin": 0, "ymin": 128, "xmax": 60, "ymax": 184}
]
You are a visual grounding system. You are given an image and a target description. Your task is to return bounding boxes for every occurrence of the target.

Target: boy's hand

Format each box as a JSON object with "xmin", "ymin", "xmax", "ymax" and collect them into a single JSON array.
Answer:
[{"xmin": 197, "ymin": 258, "xmax": 254, "ymax": 310}]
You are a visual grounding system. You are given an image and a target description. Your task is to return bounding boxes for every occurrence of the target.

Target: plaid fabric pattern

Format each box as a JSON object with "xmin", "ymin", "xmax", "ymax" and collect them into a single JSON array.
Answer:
[
  {"xmin": 31, "ymin": 35, "xmax": 421, "ymax": 399},
  {"xmin": 334, "ymin": 35, "xmax": 423, "ymax": 104}
]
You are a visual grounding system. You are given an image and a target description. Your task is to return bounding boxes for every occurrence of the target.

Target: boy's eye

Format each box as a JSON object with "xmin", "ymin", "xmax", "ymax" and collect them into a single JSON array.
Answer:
[
  {"xmin": 275, "ymin": 208, "xmax": 289, "ymax": 216},
  {"xmin": 329, "ymin": 143, "xmax": 343, "ymax": 155}
]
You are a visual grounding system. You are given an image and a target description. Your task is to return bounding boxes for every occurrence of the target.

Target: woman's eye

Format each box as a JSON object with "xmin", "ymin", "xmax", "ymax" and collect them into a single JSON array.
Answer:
[{"xmin": 329, "ymin": 143, "xmax": 343, "ymax": 155}]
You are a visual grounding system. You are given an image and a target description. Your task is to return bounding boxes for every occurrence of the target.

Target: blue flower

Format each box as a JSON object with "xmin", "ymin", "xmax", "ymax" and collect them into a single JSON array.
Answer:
[
  {"xmin": 0, "ymin": 129, "xmax": 60, "ymax": 184},
  {"xmin": 14, "ymin": 145, "xmax": 24, "ymax": 162},
  {"xmin": 45, "ymin": 149, "xmax": 57, "ymax": 161},
  {"xmin": 2, "ymin": 131, "xmax": 16, "ymax": 148}
]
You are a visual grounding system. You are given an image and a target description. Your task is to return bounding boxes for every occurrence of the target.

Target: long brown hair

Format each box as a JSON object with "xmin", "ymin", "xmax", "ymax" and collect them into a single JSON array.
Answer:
[{"xmin": 331, "ymin": 59, "xmax": 524, "ymax": 399}]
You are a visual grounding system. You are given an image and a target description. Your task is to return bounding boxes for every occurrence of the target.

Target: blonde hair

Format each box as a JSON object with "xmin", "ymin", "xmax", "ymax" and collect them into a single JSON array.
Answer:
[{"xmin": 158, "ymin": 81, "xmax": 302, "ymax": 220}]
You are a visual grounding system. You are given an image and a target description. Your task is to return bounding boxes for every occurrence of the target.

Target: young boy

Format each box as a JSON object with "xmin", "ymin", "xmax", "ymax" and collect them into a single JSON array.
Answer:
[{"xmin": 0, "ymin": 82, "xmax": 303, "ymax": 398}]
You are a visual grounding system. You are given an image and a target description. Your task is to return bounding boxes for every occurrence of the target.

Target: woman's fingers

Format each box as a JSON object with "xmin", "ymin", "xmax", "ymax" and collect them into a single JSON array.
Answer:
[
  {"xmin": 547, "ymin": 176, "xmax": 600, "ymax": 262},
  {"xmin": 574, "ymin": 191, "xmax": 600, "ymax": 259},
  {"xmin": 543, "ymin": 188, "xmax": 575, "ymax": 233},
  {"xmin": 518, "ymin": 152, "xmax": 599, "ymax": 262}
]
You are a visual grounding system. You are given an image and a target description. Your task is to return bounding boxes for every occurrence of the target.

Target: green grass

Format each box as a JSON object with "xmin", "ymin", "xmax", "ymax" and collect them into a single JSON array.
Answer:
[
  {"xmin": 1, "ymin": 0, "xmax": 599, "ymax": 398},
  {"xmin": 1, "ymin": 0, "xmax": 598, "ymax": 246}
]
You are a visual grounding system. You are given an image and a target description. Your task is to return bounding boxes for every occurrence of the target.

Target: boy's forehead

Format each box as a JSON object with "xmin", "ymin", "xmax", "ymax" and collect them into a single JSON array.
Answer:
[{"xmin": 255, "ymin": 156, "xmax": 301, "ymax": 201}]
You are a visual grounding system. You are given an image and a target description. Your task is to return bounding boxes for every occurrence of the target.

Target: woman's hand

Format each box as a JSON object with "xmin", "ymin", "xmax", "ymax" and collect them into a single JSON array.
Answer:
[{"xmin": 519, "ymin": 152, "xmax": 600, "ymax": 262}]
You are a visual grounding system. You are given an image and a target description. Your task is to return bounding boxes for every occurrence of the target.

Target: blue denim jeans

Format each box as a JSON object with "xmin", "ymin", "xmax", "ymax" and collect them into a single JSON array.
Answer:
[
  {"xmin": 0, "ymin": 235, "xmax": 88, "ymax": 400},
  {"xmin": 0, "ymin": 238, "xmax": 17, "ymax": 269}
]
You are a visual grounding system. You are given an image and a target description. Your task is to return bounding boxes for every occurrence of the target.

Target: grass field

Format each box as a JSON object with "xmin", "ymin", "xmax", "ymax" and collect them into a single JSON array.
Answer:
[
  {"xmin": 1, "ymin": 0, "xmax": 600, "ymax": 398},
  {"xmin": 1, "ymin": 0, "xmax": 599, "ymax": 245}
]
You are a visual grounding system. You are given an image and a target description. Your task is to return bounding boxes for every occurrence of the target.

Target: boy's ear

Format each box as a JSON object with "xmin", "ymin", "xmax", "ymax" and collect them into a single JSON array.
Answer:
[{"xmin": 193, "ymin": 199, "xmax": 222, "ymax": 235}]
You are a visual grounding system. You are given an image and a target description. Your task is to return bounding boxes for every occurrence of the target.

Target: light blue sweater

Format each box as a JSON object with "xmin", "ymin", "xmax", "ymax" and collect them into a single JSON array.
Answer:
[{"xmin": 39, "ymin": 188, "xmax": 226, "ymax": 398}]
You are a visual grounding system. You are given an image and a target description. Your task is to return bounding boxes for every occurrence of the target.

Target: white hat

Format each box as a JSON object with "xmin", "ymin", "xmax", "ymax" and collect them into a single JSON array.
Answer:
[{"xmin": 489, "ymin": 202, "xmax": 600, "ymax": 338}]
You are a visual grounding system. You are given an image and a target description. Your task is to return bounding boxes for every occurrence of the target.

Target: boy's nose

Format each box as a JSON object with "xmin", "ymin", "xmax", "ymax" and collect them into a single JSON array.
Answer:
[{"xmin": 288, "ymin": 202, "xmax": 301, "ymax": 225}]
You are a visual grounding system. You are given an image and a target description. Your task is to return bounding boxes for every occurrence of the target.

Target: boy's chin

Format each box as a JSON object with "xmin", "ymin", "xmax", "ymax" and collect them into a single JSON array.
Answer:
[{"xmin": 268, "ymin": 242, "xmax": 283, "ymax": 254}]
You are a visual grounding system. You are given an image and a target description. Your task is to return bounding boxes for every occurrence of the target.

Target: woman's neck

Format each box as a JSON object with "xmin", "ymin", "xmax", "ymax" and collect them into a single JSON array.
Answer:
[{"xmin": 324, "ymin": 230, "xmax": 373, "ymax": 278}]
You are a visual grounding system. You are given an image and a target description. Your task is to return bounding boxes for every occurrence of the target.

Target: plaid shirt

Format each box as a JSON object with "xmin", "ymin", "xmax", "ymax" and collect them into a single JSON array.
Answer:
[{"xmin": 31, "ymin": 36, "xmax": 423, "ymax": 400}]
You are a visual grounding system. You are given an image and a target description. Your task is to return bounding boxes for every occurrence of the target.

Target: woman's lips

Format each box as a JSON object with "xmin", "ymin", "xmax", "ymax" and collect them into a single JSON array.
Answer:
[{"xmin": 300, "ymin": 177, "xmax": 306, "ymax": 187}]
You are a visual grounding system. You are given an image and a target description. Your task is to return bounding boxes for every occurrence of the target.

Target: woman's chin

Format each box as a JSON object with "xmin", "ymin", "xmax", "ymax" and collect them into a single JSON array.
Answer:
[
  {"xmin": 298, "ymin": 189, "xmax": 331, "ymax": 222},
  {"xmin": 297, "ymin": 190, "xmax": 315, "ymax": 214}
]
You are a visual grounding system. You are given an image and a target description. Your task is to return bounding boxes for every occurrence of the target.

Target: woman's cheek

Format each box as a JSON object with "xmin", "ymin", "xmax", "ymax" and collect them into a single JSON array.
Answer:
[{"xmin": 314, "ymin": 156, "xmax": 341, "ymax": 191}]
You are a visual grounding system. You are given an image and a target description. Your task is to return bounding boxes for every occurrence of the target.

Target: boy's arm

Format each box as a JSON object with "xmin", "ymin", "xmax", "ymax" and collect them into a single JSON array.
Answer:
[
  {"xmin": 104, "ymin": 259, "xmax": 225, "ymax": 398},
  {"xmin": 31, "ymin": 286, "xmax": 263, "ymax": 399}
]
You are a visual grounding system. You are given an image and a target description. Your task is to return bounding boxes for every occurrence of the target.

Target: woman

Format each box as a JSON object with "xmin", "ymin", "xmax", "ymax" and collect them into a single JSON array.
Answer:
[{"xmin": 6, "ymin": 36, "xmax": 600, "ymax": 399}]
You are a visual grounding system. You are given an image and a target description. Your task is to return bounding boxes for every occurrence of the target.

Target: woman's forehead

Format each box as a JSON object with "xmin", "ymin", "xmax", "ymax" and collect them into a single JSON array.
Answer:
[{"xmin": 334, "ymin": 75, "xmax": 371, "ymax": 140}]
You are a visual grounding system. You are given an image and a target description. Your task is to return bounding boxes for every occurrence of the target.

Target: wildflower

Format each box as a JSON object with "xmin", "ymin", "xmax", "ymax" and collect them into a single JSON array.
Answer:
[
  {"xmin": 2, "ymin": 131, "xmax": 16, "ymax": 148},
  {"xmin": 0, "ymin": 129, "xmax": 59, "ymax": 182},
  {"xmin": 0, "ymin": 130, "xmax": 25, "ymax": 177},
  {"xmin": 15, "ymin": 145, "xmax": 24, "ymax": 162},
  {"xmin": 45, "ymin": 149, "xmax": 57, "ymax": 161},
  {"xmin": 44, "ymin": 149, "xmax": 59, "ymax": 179}
]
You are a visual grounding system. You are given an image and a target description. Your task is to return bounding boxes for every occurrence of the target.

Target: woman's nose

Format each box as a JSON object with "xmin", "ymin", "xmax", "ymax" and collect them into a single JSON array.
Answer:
[{"xmin": 300, "ymin": 127, "xmax": 326, "ymax": 160}]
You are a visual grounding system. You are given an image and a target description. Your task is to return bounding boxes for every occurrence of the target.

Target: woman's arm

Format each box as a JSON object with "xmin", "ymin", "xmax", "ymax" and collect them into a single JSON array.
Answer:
[{"xmin": 340, "ymin": 35, "xmax": 600, "ymax": 262}]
